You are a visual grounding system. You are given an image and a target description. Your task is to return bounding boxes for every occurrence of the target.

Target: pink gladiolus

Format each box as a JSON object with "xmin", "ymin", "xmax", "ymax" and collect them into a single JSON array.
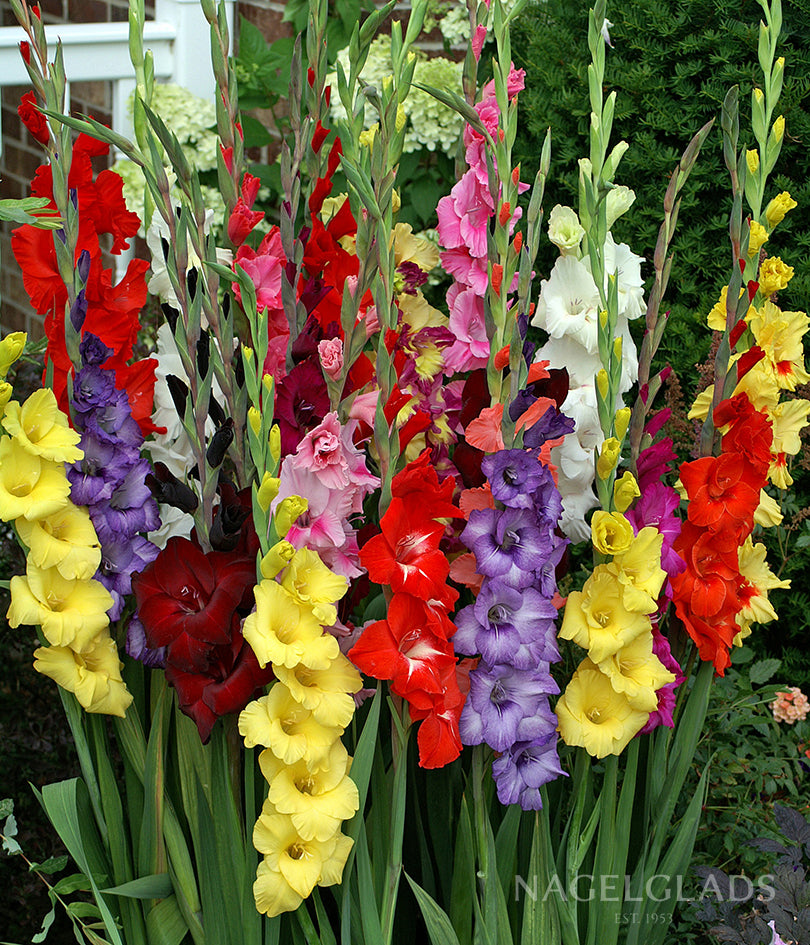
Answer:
[{"xmin": 318, "ymin": 338, "xmax": 344, "ymax": 380}]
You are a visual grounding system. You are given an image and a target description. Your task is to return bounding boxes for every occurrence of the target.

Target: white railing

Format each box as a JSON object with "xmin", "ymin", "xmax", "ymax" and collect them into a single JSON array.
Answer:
[{"xmin": 0, "ymin": 0, "xmax": 234, "ymax": 153}]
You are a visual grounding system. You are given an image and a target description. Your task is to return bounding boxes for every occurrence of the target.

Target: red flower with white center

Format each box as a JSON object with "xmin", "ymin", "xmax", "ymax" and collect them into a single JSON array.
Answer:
[{"xmin": 348, "ymin": 594, "xmax": 456, "ymax": 702}]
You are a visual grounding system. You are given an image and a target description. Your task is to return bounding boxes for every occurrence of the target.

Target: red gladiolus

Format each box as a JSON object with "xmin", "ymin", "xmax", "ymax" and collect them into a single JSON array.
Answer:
[
  {"xmin": 680, "ymin": 452, "xmax": 761, "ymax": 538},
  {"xmin": 348, "ymin": 594, "xmax": 457, "ymax": 701},
  {"xmin": 350, "ymin": 451, "xmax": 466, "ymax": 767},
  {"xmin": 18, "ymin": 91, "xmax": 49, "ymax": 144}
]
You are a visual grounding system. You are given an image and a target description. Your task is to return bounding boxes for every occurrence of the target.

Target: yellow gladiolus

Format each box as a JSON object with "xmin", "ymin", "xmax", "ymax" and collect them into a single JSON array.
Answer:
[
  {"xmin": 2, "ymin": 389, "xmax": 82, "ymax": 463},
  {"xmin": 0, "ymin": 436, "xmax": 71, "ymax": 522},
  {"xmin": 33, "ymin": 631, "xmax": 132, "ymax": 717},
  {"xmin": 0, "ymin": 382, "xmax": 12, "ymax": 420},
  {"xmin": 252, "ymin": 807, "xmax": 352, "ymax": 916},
  {"xmin": 273, "ymin": 654, "xmax": 362, "ymax": 730},
  {"xmin": 746, "ymin": 149, "xmax": 760, "ymax": 174},
  {"xmin": 239, "ymin": 684, "xmax": 343, "ymax": 768},
  {"xmin": 556, "ymin": 662, "xmax": 648, "ymax": 758},
  {"xmin": 275, "ymin": 495, "xmax": 308, "ymax": 538},
  {"xmin": 597, "ymin": 639, "xmax": 676, "ymax": 712},
  {"xmin": 610, "ymin": 527, "xmax": 667, "ymax": 614},
  {"xmin": 260, "ymin": 741, "xmax": 359, "ymax": 842},
  {"xmin": 8, "ymin": 563, "xmax": 112, "ymax": 651},
  {"xmin": 748, "ymin": 220, "xmax": 769, "ymax": 258},
  {"xmin": 259, "ymin": 541, "xmax": 296, "ymax": 581},
  {"xmin": 0, "ymin": 331, "xmax": 26, "ymax": 377},
  {"xmin": 765, "ymin": 191, "xmax": 797, "ymax": 228},
  {"xmin": 280, "ymin": 548, "xmax": 348, "ymax": 627},
  {"xmin": 257, "ymin": 473, "xmax": 281, "ymax": 511},
  {"xmin": 596, "ymin": 437, "xmax": 621, "ymax": 480},
  {"xmin": 559, "ymin": 566, "xmax": 651, "ymax": 662},
  {"xmin": 242, "ymin": 580, "xmax": 338, "ymax": 671},
  {"xmin": 591, "ymin": 511, "xmax": 635, "ymax": 556},
  {"xmin": 613, "ymin": 471, "xmax": 640, "ymax": 513},
  {"xmin": 757, "ymin": 257, "xmax": 794, "ymax": 298},
  {"xmin": 16, "ymin": 503, "xmax": 101, "ymax": 580}
]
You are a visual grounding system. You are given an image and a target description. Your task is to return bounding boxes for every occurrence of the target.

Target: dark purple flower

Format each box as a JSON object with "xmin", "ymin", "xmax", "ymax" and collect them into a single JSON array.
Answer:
[
  {"xmin": 522, "ymin": 406, "xmax": 575, "ymax": 450},
  {"xmin": 72, "ymin": 365, "xmax": 118, "ymax": 415},
  {"xmin": 79, "ymin": 333, "xmax": 113, "ymax": 367}
]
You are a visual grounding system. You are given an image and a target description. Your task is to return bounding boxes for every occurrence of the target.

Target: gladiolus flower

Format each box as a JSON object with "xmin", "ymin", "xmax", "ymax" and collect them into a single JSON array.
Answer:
[
  {"xmin": 16, "ymin": 503, "xmax": 101, "ymax": 580},
  {"xmin": 2, "ymin": 389, "xmax": 83, "ymax": 463},
  {"xmin": 0, "ymin": 436, "xmax": 71, "ymax": 522},
  {"xmin": 33, "ymin": 632, "xmax": 132, "ymax": 717},
  {"xmin": 8, "ymin": 563, "xmax": 112, "ymax": 651},
  {"xmin": 260, "ymin": 741, "xmax": 359, "ymax": 841},
  {"xmin": 556, "ymin": 663, "xmax": 648, "ymax": 758}
]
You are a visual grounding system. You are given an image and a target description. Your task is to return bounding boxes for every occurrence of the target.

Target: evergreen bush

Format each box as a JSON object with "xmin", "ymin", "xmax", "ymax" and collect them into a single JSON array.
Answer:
[{"xmin": 513, "ymin": 0, "xmax": 810, "ymax": 347}]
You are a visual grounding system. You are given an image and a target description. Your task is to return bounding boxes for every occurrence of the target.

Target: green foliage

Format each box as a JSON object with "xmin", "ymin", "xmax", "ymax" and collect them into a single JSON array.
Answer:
[
  {"xmin": 512, "ymin": 0, "xmax": 810, "ymax": 354},
  {"xmin": 687, "ymin": 649, "xmax": 809, "ymax": 880}
]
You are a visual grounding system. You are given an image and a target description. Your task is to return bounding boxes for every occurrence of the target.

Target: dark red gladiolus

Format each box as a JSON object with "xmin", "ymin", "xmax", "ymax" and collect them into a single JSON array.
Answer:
[
  {"xmin": 165, "ymin": 635, "xmax": 273, "ymax": 743},
  {"xmin": 132, "ymin": 537, "xmax": 256, "ymax": 674}
]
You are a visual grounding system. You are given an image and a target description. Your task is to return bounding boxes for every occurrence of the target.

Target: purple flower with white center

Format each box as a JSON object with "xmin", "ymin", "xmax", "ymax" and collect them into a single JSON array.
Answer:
[
  {"xmin": 483, "ymin": 449, "xmax": 549, "ymax": 509},
  {"xmin": 462, "ymin": 506, "xmax": 551, "ymax": 587},
  {"xmin": 460, "ymin": 662, "xmax": 558, "ymax": 752},
  {"xmin": 491, "ymin": 733, "xmax": 566, "ymax": 810},
  {"xmin": 455, "ymin": 581, "xmax": 560, "ymax": 666},
  {"xmin": 72, "ymin": 366, "xmax": 118, "ymax": 416}
]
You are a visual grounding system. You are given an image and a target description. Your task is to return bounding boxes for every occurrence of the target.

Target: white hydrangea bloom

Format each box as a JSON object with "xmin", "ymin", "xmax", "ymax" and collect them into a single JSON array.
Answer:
[
  {"xmin": 438, "ymin": 5, "xmax": 470, "ymax": 45},
  {"xmin": 329, "ymin": 36, "xmax": 464, "ymax": 156}
]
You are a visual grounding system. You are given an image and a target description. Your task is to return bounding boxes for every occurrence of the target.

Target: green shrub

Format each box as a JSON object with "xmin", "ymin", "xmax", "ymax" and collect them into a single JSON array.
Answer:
[{"xmin": 513, "ymin": 0, "xmax": 810, "ymax": 342}]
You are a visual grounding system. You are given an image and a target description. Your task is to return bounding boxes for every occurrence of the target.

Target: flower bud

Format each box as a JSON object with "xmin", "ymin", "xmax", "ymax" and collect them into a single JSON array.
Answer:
[
  {"xmin": 596, "ymin": 437, "xmax": 621, "ymax": 480},
  {"xmin": 0, "ymin": 331, "xmax": 27, "ymax": 378},
  {"xmin": 269, "ymin": 425, "xmax": 281, "ymax": 466},
  {"xmin": 275, "ymin": 495, "xmax": 308, "ymax": 538},
  {"xmin": 613, "ymin": 471, "xmax": 640, "ymax": 513},
  {"xmin": 248, "ymin": 406, "xmax": 262, "ymax": 435},
  {"xmin": 746, "ymin": 149, "xmax": 760, "ymax": 174},
  {"xmin": 596, "ymin": 369, "xmax": 609, "ymax": 401},
  {"xmin": 262, "ymin": 373, "xmax": 274, "ymax": 397},
  {"xmin": 754, "ymin": 88, "xmax": 764, "ymax": 104},
  {"xmin": 260, "ymin": 540, "xmax": 295, "ymax": 580},
  {"xmin": 765, "ymin": 191, "xmax": 797, "ymax": 228},
  {"xmin": 614, "ymin": 407, "xmax": 631, "ymax": 441},
  {"xmin": 772, "ymin": 115, "xmax": 785, "ymax": 143},
  {"xmin": 257, "ymin": 473, "xmax": 280, "ymax": 511}
]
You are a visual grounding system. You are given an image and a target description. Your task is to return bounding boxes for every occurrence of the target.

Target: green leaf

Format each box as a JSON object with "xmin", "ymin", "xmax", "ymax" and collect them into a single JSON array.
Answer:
[
  {"xmin": 39, "ymin": 779, "xmax": 123, "ymax": 945},
  {"xmin": 146, "ymin": 897, "xmax": 189, "ymax": 945},
  {"xmin": 404, "ymin": 872, "xmax": 462, "ymax": 945},
  {"xmin": 65, "ymin": 901, "xmax": 102, "ymax": 919},
  {"xmin": 2, "ymin": 814, "xmax": 21, "ymax": 854},
  {"xmin": 101, "ymin": 872, "xmax": 173, "ymax": 900},
  {"xmin": 749, "ymin": 658, "xmax": 781, "ymax": 685},
  {"xmin": 31, "ymin": 904, "xmax": 55, "ymax": 944},
  {"xmin": 29, "ymin": 855, "xmax": 69, "ymax": 876},
  {"xmin": 52, "ymin": 873, "xmax": 94, "ymax": 896}
]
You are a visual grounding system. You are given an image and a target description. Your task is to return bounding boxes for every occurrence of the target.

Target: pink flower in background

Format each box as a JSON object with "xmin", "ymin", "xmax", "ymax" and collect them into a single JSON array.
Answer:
[
  {"xmin": 771, "ymin": 687, "xmax": 810, "ymax": 724},
  {"xmin": 318, "ymin": 338, "xmax": 344, "ymax": 380}
]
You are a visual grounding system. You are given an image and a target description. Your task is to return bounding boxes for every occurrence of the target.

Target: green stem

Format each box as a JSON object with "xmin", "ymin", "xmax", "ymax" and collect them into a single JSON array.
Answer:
[{"xmin": 380, "ymin": 697, "xmax": 410, "ymax": 944}]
